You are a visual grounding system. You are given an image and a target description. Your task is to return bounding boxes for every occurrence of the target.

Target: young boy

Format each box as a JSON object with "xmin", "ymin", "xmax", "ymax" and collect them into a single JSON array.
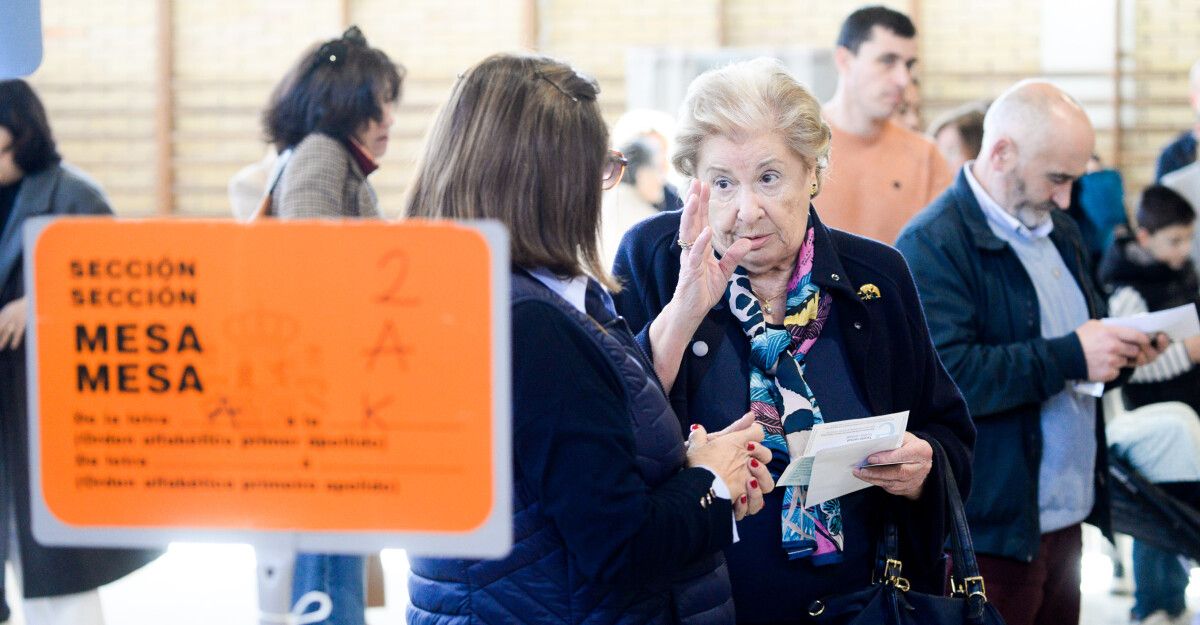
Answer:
[
  {"xmin": 1100, "ymin": 184, "xmax": 1200, "ymax": 414},
  {"xmin": 1098, "ymin": 184, "xmax": 1200, "ymax": 625}
]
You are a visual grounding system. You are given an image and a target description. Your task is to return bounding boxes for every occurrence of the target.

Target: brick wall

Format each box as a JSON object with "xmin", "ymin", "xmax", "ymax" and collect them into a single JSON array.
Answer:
[
  {"xmin": 1123, "ymin": 0, "xmax": 1200, "ymax": 193},
  {"xmin": 21, "ymin": 0, "xmax": 1200, "ymax": 217}
]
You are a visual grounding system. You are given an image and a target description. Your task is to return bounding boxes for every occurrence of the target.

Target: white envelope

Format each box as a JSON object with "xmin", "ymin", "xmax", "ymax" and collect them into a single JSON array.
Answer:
[{"xmin": 776, "ymin": 411, "xmax": 908, "ymax": 494}]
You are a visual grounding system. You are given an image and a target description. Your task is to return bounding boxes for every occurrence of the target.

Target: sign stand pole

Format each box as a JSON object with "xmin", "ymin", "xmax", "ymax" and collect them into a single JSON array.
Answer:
[
  {"xmin": 256, "ymin": 548, "xmax": 296, "ymax": 625},
  {"xmin": 255, "ymin": 547, "xmax": 333, "ymax": 625}
]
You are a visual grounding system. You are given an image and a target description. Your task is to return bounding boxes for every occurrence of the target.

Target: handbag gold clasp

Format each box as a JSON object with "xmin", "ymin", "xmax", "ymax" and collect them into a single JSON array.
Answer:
[
  {"xmin": 883, "ymin": 558, "xmax": 910, "ymax": 592},
  {"xmin": 951, "ymin": 575, "xmax": 987, "ymax": 600}
]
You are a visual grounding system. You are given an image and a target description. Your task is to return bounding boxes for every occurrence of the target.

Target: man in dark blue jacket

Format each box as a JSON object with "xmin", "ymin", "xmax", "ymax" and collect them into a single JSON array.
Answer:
[
  {"xmin": 896, "ymin": 81, "xmax": 1162, "ymax": 625},
  {"xmin": 1155, "ymin": 59, "xmax": 1200, "ymax": 181}
]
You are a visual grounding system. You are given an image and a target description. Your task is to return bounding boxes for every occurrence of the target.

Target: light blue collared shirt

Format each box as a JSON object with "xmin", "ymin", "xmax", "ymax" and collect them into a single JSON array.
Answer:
[{"xmin": 965, "ymin": 164, "xmax": 1097, "ymax": 534}]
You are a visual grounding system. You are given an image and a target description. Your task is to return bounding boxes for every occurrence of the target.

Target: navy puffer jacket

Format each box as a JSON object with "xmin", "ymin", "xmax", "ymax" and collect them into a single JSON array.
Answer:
[{"xmin": 407, "ymin": 271, "xmax": 734, "ymax": 625}]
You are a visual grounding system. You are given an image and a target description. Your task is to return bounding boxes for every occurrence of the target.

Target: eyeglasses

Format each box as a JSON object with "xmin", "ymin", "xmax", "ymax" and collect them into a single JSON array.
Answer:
[{"xmin": 602, "ymin": 149, "xmax": 628, "ymax": 191}]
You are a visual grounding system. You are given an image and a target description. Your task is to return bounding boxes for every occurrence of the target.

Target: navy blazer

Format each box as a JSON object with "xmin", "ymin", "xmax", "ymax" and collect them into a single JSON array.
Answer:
[
  {"xmin": 612, "ymin": 207, "xmax": 975, "ymax": 596},
  {"xmin": 895, "ymin": 169, "xmax": 1114, "ymax": 562}
]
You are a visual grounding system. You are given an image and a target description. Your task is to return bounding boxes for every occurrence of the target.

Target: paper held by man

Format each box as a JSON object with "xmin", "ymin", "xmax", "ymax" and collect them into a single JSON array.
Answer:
[
  {"xmin": 776, "ymin": 411, "xmax": 909, "ymax": 509},
  {"xmin": 1101, "ymin": 302, "xmax": 1200, "ymax": 341},
  {"xmin": 1075, "ymin": 303, "xmax": 1200, "ymax": 398}
]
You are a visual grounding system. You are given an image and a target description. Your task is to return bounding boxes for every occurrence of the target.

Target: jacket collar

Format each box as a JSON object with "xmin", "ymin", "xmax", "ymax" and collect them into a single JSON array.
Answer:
[
  {"xmin": 807, "ymin": 207, "xmax": 864, "ymax": 302},
  {"xmin": 346, "ymin": 138, "xmax": 379, "ymax": 176},
  {"xmin": 0, "ymin": 165, "xmax": 61, "ymax": 290},
  {"xmin": 948, "ymin": 168, "xmax": 1009, "ymax": 252},
  {"xmin": 950, "ymin": 166, "xmax": 1085, "ymax": 255},
  {"xmin": 949, "ymin": 166, "xmax": 1101, "ymax": 316},
  {"xmin": 1, "ymin": 165, "xmax": 58, "ymax": 245}
]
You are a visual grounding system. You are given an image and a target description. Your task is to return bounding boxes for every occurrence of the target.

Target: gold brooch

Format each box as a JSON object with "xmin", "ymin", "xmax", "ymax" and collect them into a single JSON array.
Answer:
[{"xmin": 857, "ymin": 284, "xmax": 881, "ymax": 301}]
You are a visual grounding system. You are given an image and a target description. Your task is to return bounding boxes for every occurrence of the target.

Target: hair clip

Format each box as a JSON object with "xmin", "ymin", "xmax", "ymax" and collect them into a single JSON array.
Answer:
[
  {"xmin": 315, "ymin": 40, "xmax": 347, "ymax": 66},
  {"xmin": 314, "ymin": 26, "xmax": 366, "ymax": 67},
  {"xmin": 534, "ymin": 71, "xmax": 579, "ymax": 103}
]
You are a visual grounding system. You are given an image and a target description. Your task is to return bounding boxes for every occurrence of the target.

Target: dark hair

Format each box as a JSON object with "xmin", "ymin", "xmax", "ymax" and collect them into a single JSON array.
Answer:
[
  {"xmin": 403, "ymin": 53, "xmax": 616, "ymax": 290},
  {"xmin": 619, "ymin": 138, "xmax": 657, "ymax": 187},
  {"xmin": 836, "ymin": 5, "xmax": 917, "ymax": 53},
  {"xmin": 0, "ymin": 79, "xmax": 62, "ymax": 174},
  {"xmin": 930, "ymin": 101, "xmax": 987, "ymax": 159},
  {"xmin": 1137, "ymin": 185, "xmax": 1196, "ymax": 233},
  {"xmin": 264, "ymin": 26, "xmax": 405, "ymax": 151}
]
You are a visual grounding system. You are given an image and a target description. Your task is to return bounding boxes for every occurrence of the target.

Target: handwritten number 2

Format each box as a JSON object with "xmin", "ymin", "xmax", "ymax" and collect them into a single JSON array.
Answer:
[{"xmin": 376, "ymin": 250, "xmax": 410, "ymax": 304}]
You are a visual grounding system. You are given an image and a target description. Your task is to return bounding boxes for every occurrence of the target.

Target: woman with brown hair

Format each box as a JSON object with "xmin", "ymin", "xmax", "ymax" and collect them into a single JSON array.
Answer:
[{"xmin": 403, "ymin": 53, "xmax": 773, "ymax": 625}]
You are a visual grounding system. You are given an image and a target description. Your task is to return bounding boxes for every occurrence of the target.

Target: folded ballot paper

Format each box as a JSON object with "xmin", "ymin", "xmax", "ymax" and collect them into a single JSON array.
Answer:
[
  {"xmin": 1102, "ymin": 303, "xmax": 1200, "ymax": 341},
  {"xmin": 776, "ymin": 411, "xmax": 909, "ymax": 509},
  {"xmin": 1076, "ymin": 304, "xmax": 1200, "ymax": 397}
]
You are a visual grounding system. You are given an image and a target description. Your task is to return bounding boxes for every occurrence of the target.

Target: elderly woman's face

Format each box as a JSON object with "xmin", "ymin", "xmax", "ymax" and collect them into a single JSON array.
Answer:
[{"xmin": 697, "ymin": 131, "xmax": 814, "ymax": 275}]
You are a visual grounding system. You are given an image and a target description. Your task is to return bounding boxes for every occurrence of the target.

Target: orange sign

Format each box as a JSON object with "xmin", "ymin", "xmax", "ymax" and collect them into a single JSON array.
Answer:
[{"xmin": 29, "ymin": 219, "xmax": 504, "ymax": 536}]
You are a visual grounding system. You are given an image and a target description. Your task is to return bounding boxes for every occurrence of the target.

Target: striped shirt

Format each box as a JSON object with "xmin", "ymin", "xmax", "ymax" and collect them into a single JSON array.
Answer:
[{"xmin": 1107, "ymin": 286, "xmax": 1195, "ymax": 382}]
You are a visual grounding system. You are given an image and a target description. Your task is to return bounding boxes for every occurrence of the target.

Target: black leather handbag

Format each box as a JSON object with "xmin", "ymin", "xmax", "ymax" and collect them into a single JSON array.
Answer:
[{"xmin": 806, "ymin": 439, "xmax": 1006, "ymax": 625}]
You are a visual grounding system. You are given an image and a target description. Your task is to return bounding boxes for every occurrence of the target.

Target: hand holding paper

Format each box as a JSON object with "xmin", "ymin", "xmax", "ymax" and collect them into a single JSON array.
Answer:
[
  {"xmin": 1076, "ymin": 319, "xmax": 1159, "ymax": 384},
  {"xmin": 852, "ymin": 432, "xmax": 933, "ymax": 501},
  {"xmin": 775, "ymin": 411, "xmax": 920, "ymax": 509}
]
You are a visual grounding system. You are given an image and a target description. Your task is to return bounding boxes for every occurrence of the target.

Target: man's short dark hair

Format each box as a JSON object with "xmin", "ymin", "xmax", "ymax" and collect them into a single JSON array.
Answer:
[
  {"xmin": 836, "ymin": 5, "xmax": 917, "ymax": 53},
  {"xmin": 0, "ymin": 79, "xmax": 62, "ymax": 174},
  {"xmin": 1137, "ymin": 184, "xmax": 1196, "ymax": 233},
  {"xmin": 264, "ymin": 26, "xmax": 405, "ymax": 151}
]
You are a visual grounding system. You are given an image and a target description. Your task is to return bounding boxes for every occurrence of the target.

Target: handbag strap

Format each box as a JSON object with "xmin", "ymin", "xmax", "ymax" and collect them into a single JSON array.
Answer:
[
  {"xmin": 875, "ymin": 437, "xmax": 990, "ymax": 619},
  {"xmin": 929, "ymin": 438, "xmax": 988, "ymax": 613},
  {"xmin": 248, "ymin": 148, "xmax": 293, "ymax": 222}
]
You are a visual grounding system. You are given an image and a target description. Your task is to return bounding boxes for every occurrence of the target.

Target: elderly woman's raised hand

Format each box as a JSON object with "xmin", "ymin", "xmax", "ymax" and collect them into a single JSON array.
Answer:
[
  {"xmin": 649, "ymin": 181, "xmax": 754, "ymax": 393},
  {"xmin": 673, "ymin": 180, "xmax": 753, "ymax": 318},
  {"xmin": 852, "ymin": 432, "xmax": 933, "ymax": 500},
  {"xmin": 686, "ymin": 418, "xmax": 774, "ymax": 520}
]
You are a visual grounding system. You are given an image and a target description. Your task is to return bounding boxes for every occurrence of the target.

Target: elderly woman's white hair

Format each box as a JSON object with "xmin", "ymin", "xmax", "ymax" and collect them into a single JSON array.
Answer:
[{"xmin": 673, "ymin": 57, "xmax": 831, "ymax": 195}]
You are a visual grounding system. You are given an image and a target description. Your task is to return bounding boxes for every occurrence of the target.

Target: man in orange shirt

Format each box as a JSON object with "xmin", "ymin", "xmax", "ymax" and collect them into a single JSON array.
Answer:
[{"xmin": 817, "ymin": 6, "xmax": 952, "ymax": 244}]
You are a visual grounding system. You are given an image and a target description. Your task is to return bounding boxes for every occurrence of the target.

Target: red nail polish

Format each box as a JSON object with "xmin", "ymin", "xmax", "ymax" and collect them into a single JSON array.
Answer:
[
  {"xmin": 746, "ymin": 442, "xmax": 755, "ymax": 451},
  {"xmin": 740, "ymin": 495, "xmax": 747, "ymax": 504},
  {"xmin": 750, "ymin": 479, "xmax": 758, "ymax": 489},
  {"xmin": 690, "ymin": 424, "xmax": 700, "ymax": 431},
  {"xmin": 750, "ymin": 459, "xmax": 760, "ymax": 468}
]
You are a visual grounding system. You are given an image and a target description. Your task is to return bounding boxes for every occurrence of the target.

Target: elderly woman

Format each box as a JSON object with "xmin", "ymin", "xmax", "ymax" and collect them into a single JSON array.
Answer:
[
  {"xmin": 403, "ymin": 53, "xmax": 775, "ymax": 625},
  {"xmin": 612, "ymin": 58, "xmax": 975, "ymax": 622}
]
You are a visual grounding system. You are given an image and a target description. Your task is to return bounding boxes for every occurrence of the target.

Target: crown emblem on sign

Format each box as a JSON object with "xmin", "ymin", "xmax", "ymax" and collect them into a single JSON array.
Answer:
[{"xmin": 223, "ymin": 310, "xmax": 300, "ymax": 346}]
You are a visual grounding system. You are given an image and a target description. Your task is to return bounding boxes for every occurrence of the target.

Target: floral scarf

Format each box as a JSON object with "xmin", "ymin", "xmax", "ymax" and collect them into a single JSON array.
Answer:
[{"xmin": 726, "ymin": 225, "xmax": 844, "ymax": 563}]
